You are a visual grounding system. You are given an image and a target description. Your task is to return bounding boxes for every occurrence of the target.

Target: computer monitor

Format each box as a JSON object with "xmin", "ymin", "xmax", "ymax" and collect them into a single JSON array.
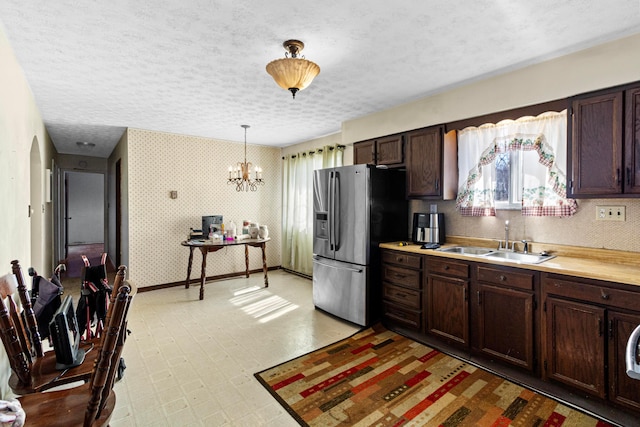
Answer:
[
  {"xmin": 49, "ymin": 295, "xmax": 86, "ymax": 370},
  {"xmin": 202, "ymin": 215, "xmax": 223, "ymax": 236}
]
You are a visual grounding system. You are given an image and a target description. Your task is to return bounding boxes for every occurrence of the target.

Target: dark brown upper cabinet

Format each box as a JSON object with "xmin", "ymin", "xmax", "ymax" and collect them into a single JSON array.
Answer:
[
  {"xmin": 405, "ymin": 126, "xmax": 442, "ymax": 198},
  {"xmin": 353, "ymin": 134, "xmax": 403, "ymax": 167},
  {"xmin": 568, "ymin": 82, "xmax": 640, "ymax": 197},
  {"xmin": 405, "ymin": 126, "xmax": 457, "ymax": 199}
]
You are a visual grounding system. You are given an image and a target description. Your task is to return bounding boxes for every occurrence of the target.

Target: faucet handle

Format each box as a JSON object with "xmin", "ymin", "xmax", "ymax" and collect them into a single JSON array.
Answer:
[{"xmin": 521, "ymin": 240, "xmax": 529, "ymax": 253}]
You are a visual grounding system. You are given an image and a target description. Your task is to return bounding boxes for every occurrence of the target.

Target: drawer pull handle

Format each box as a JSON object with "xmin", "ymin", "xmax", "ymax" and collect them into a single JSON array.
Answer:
[
  {"xmin": 443, "ymin": 265, "xmax": 450, "ymax": 271},
  {"xmin": 499, "ymin": 275, "xmax": 507, "ymax": 282},
  {"xmin": 601, "ymin": 290, "xmax": 610, "ymax": 300},
  {"xmin": 396, "ymin": 292, "xmax": 407, "ymax": 298},
  {"xmin": 396, "ymin": 257, "xmax": 404, "ymax": 263}
]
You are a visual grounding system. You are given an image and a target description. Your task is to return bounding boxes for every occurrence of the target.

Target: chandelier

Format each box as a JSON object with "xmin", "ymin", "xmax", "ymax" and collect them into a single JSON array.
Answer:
[
  {"xmin": 228, "ymin": 125, "xmax": 264, "ymax": 192},
  {"xmin": 266, "ymin": 40, "xmax": 320, "ymax": 99}
]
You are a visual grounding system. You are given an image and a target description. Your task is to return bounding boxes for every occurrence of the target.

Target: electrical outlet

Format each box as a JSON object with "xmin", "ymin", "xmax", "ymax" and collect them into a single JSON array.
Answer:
[{"xmin": 596, "ymin": 205, "xmax": 626, "ymax": 221}]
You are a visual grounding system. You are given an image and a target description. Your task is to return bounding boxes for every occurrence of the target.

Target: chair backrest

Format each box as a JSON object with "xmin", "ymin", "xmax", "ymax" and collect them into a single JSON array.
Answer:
[
  {"xmin": 78, "ymin": 255, "xmax": 112, "ymax": 340},
  {"xmin": 98, "ymin": 265, "xmax": 126, "ymax": 339},
  {"xmin": 84, "ymin": 280, "xmax": 135, "ymax": 425},
  {"xmin": 0, "ymin": 268, "xmax": 32, "ymax": 386},
  {"xmin": 11, "ymin": 260, "xmax": 43, "ymax": 358}
]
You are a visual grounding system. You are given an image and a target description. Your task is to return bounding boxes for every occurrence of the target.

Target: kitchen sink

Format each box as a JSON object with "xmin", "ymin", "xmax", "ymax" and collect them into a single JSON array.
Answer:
[
  {"xmin": 481, "ymin": 251, "xmax": 556, "ymax": 264},
  {"xmin": 436, "ymin": 246, "xmax": 495, "ymax": 256}
]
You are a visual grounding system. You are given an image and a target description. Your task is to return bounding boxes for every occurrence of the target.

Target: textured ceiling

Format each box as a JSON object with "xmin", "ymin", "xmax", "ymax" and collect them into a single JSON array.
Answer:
[{"xmin": 1, "ymin": 1, "xmax": 640, "ymax": 158}]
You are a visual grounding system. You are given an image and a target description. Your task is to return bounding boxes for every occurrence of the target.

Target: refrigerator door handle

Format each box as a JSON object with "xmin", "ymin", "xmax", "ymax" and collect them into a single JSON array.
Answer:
[
  {"xmin": 330, "ymin": 171, "xmax": 337, "ymax": 251},
  {"xmin": 626, "ymin": 324, "xmax": 640, "ymax": 380},
  {"xmin": 313, "ymin": 257, "xmax": 363, "ymax": 273},
  {"xmin": 333, "ymin": 171, "xmax": 340, "ymax": 251}
]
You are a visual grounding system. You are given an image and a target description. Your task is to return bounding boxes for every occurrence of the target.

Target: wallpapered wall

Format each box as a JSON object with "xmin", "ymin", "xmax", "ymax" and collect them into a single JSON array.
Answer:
[{"xmin": 126, "ymin": 128, "xmax": 282, "ymax": 288}]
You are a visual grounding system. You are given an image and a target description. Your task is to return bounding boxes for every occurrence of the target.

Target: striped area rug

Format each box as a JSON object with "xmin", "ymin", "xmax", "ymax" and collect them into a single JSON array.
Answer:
[{"xmin": 255, "ymin": 325, "xmax": 613, "ymax": 427}]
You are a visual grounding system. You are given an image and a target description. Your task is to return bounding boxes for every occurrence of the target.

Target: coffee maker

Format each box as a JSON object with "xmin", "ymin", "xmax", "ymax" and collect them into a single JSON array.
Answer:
[{"xmin": 412, "ymin": 213, "xmax": 445, "ymax": 245}]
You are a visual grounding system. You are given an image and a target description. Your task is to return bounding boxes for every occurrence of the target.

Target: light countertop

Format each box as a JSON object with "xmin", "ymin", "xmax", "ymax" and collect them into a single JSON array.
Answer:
[{"xmin": 379, "ymin": 239, "xmax": 640, "ymax": 287}]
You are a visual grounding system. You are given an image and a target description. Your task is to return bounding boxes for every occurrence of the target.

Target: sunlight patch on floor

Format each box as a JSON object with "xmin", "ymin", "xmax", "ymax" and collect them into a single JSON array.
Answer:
[{"xmin": 229, "ymin": 286, "xmax": 299, "ymax": 322}]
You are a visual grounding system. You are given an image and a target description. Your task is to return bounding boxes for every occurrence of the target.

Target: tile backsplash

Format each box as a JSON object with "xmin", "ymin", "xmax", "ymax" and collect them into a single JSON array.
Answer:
[{"xmin": 410, "ymin": 198, "xmax": 640, "ymax": 253}]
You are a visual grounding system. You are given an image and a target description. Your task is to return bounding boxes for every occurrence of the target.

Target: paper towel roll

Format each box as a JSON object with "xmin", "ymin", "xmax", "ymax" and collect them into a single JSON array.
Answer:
[{"xmin": 0, "ymin": 273, "xmax": 18, "ymax": 299}]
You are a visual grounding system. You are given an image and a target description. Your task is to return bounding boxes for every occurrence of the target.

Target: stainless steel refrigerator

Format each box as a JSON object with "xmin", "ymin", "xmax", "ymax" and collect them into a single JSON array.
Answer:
[{"xmin": 312, "ymin": 164, "xmax": 407, "ymax": 326}]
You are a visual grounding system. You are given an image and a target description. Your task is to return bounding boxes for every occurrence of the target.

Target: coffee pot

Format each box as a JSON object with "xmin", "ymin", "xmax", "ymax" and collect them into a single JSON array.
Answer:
[{"xmin": 412, "ymin": 213, "xmax": 445, "ymax": 244}]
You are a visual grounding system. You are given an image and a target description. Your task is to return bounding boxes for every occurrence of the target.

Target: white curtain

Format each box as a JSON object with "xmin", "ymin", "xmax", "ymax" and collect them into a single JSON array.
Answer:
[
  {"xmin": 456, "ymin": 110, "xmax": 577, "ymax": 217},
  {"xmin": 282, "ymin": 146, "xmax": 343, "ymax": 276}
]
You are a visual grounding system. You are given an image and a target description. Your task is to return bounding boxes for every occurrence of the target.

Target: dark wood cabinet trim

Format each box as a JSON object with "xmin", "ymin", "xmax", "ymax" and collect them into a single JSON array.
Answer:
[{"xmin": 445, "ymin": 99, "xmax": 568, "ymax": 132}]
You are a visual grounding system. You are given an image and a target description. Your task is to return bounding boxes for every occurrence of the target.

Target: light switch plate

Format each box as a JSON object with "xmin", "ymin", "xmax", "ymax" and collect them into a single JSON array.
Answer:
[{"xmin": 596, "ymin": 205, "xmax": 626, "ymax": 221}]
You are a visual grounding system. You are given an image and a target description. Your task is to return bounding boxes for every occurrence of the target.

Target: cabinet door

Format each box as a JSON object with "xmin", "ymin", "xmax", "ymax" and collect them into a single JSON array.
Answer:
[
  {"xmin": 544, "ymin": 297, "xmax": 606, "ymax": 398},
  {"xmin": 426, "ymin": 274, "xmax": 468, "ymax": 347},
  {"xmin": 625, "ymin": 85, "xmax": 640, "ymax": 194},
  {"xmin": 608, "ymin": 310, "xmax": 640, "ymax": 411},
  {"xmin": 376, "ymin": 135, "xmax": 404, "ymax": 166},
  {"xmin": 406, "ymin": 126, "xmax": 443, "ymax": 198},
  {"xmin": 353, "ymin": 140, "xmax": 375, "ymax": 165},
  {"xmin": 569, "ymin": 91, "xmax": 623, "ymax": 197},
  {"xmin": 477, "ymin": 284, "xmax": 535, "ymax": 371}
]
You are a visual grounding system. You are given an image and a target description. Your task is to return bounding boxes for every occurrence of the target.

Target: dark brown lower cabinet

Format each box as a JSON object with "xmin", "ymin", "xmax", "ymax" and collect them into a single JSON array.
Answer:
[
  {"xmin": 381, "ymin": 249, "xmax": 423, "ymax": 332},
  {"xmin": 473, "ymin": 264, "xmax": 538, "ymax": 372},
  {"xmin": 426, "ymin": 258, "xmax": 469, "ymax": 348},
  {"xmin": 608, "ymin": 311, "xmax": 640, "ymax": 412},
  {"xmin": 543, "ymin": 273, "xmax": 640, "ymax": 412},
  {"xmin": 381, "ymin": 250, "xmax": 640, "ymax": 418},
  {"xmin": 426, "ymin": 274, "xmax": 468, "ymax": 346},
  {"xmin": 476, "ymin": 284, "xmax": 535, "ymax": 371},
  {"xmin": 544, "ymin": 297, "xmax": 607, "ymax": 398}
]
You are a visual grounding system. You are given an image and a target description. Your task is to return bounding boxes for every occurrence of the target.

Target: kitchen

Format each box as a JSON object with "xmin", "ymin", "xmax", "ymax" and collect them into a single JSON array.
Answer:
[
  {"xmin": 2, "ymin": 6, "xmax": 640, "ymax": 426},
  {"xmin": 309, "ymin": 76, "xmax": 640, "ymax": 423}
]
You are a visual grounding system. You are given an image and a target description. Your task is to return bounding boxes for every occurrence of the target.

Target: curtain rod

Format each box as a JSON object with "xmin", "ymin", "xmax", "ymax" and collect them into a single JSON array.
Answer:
[{"xmin": 282, "ymin": 144, "xmax": 345, "ymax": 160}]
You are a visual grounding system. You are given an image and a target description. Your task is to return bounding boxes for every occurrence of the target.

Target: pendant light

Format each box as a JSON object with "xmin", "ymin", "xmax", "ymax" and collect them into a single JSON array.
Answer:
[{"xmin": 227, "ymin": 125, "xmax": 264, "ymax": 192}]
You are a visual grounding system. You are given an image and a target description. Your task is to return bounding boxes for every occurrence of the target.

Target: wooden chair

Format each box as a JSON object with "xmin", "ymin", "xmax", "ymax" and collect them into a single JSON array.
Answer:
[
  {"xmin": 16, "ymin": 281, "xmax": 135, "ymax": 427},
  {"xmin": 5, "ymin": 262, "xmax": 127, "ymax": 394}
]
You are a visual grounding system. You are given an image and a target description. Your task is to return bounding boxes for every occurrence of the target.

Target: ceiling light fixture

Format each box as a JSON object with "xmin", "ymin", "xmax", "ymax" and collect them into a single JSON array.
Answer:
[
  {"xmin": 76, "ymin": 141, "xmax": 96, "ymax": 148},
  {"xmin": 266, "ymin": 39, "xmax": 320, "ymax": 99},
  {"xmin": 228, "ymin": 125, "xmax": 264, "ymax": 192}
]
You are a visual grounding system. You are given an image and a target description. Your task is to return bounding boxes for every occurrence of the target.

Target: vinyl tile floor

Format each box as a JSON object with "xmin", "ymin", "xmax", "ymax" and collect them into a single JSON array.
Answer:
[{"xmin": 106, "ymin": 270, "xmax": 360, "ymax": 426}]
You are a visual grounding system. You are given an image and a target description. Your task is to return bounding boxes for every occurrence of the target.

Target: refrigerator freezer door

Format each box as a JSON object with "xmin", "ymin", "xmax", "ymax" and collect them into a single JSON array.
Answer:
[
  {"xmin": 334, "ymin": 165, "xmax": 369, "ymax": 266},
  {"xmin": 312, "ymin": 256, "xmax": 369, "ymax": 326},
  {"xmin": 313, "ymin": 168, "xmax": 333, "ymax": 259}
]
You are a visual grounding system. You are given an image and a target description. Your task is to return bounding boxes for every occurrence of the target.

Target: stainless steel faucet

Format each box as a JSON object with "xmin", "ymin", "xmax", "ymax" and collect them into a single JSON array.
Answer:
[
  {"xmin": 498, "ymin": 220, "xmax": 516, "ymax": 251},
  {"xmin": 501, "ymin": 220, "xmax": 512, "ymax": 251}
]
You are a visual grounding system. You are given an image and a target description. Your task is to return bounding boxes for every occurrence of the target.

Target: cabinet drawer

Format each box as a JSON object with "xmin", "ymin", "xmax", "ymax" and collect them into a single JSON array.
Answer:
[
  {"xmin": 382, "ymin": 265, "xmax": 421, "ymax": 289},
  {"xmin": 383, "ymin": 301, "xmax": 421, "ymax": 330},
  {"xmin": 543, "ymin": 275, "xmax": 640, "ymax": 312},
  {"xmin": 477, "ymin": 265, "xmax": 535, "ymax": 290},
  {"xmin": 427, "ymin": 258, "xmax": 469, "ymax": 279},
  {"xmin": 382, "ymin": 250, "xmax": 422, "ymax": 269},
  {"xmin": 383, "ymin": 283, "xmax": 421, "ymax": 309}
]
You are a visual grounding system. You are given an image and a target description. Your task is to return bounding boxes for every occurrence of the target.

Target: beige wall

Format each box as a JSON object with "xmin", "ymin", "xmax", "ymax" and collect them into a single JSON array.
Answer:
[
  {"xmin": 342, "ymin": 32, "xmax": 640, "ymax": 144},
  {"xmin": 0, "ymin": 25, "xmax": 55, "ymax": 399},
  {"xmin": 286, "ymin": 32, "xmax": 640, "ymax": 253},
  {"xmin": 126, "ymin": 129, "xmax": 282, "ymax": 287}
]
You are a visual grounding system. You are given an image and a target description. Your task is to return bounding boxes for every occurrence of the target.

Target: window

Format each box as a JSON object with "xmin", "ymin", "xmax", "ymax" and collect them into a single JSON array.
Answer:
[
  {"xmin": 494, "ymin": 150, "xmax": 523, "ymax": 210},
  {"xmin": 456, "ymin": 111, "xmax": 577, "ymax": 217}
]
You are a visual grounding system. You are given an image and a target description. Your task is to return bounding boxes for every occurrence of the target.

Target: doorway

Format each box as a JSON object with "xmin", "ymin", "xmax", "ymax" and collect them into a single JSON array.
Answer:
[{"xmin": 64, "ymin": 171, "xmax": 105, "ymax": 278}]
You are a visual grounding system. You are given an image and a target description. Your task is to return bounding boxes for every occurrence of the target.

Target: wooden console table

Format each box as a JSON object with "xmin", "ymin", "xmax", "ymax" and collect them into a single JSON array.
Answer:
[{"xmin": 181, "ymin": 238, "xmax": 270, "ymax": 300}]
